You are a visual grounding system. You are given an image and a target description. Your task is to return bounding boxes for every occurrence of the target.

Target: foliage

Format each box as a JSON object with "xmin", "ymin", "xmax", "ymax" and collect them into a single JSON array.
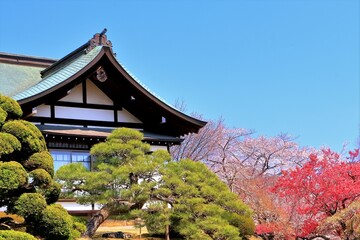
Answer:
[
  {"xmin": 29, "ymin": 169, "xmax": 52, "ymax": 188},
  {"xmin": 14, "ymin": 193, "xmax": 47, "ymax": 221},
  {"xmin": 2, "ymin": 120, "xmax": 46, "ymax": 157},
  {"xmin": 170, "ymin": 118, "xmax": 311, "ymax": 238},
  {"xmin": 155, "ymin": 159, "xmax": 255, "ymax": 239},
  {"xmin": 0, "ymin": 132, "xmax": 21, "ymax": 158},
  {"xmin": 0, "ymin": 161, "xmax": 27, "ymax": 190},
  {"xmin": 0, "ymin": 95, "xmax": 23, "ymax": 119},
  {"xmin": 38, "ymin": 204, "xmax": 81, "ymax": 240},
  {"xmin": 0, "ymin": 230, "xmax": 37, "ymax": 240},
  {"xmin": 0, "ymin": 95, "xmax": 80, "ymax": 239},
  {"xmin": 319, "ymin": 200, "xmax": 360, "ymax": 239},
  {"xmin": 56, "ymin": 127, "xmax": 254, "ymax": 239},
  {"xmin": 272, "ymin": 149, "xmax": 360, "ymax": 238},
  {"xmin": 24, "ymin": 151, "xmax": 54, "ymax": 177},
  {"xmin": 39, "ymin": 181, "xmax": 61, "ymax": 204}
]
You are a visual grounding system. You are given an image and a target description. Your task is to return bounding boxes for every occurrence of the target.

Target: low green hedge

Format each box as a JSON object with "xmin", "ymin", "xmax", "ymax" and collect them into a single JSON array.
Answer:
[{"xmin": 0, "ymin": 230, "xmax": 37, "ymax": 240}]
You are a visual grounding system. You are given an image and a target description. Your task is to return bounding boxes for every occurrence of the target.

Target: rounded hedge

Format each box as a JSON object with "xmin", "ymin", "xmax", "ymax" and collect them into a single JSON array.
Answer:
[
  {"xmin": 0, "ymin": 132, "xmax": 22, "ymax": 158},
  {"xmin": 14, "ymin": 193, "xmax": 47, "ymax": 220},
  {"xmin": 0, "ymin": 108, "xmax": 7, "ymax": 126},
  {"xmin": 29, "ymin": 169, "xmax": 52, "ymax": 187},
  {"xmin": 39, "ymin": 204, "xmax": 73, "ymax": 240},
  {"xmin": 39, "ymin": 180, "xmax": 61, "ymax": 204},
  {"xmin": 2, "ymin": 120, "xmax": 46, "ymax": 156},
  {"xmin": 0, "ymin": 230, "xmax": 37, "ymax": 240},
  {"xmin": 24, "ymin": 151, "xmax": 54, "ymax": 177},
  {"xmin": 0, "ymin": 161, "xmax": 27, "ymax": 190},
  {"xmin": 0, "ymin": 95, "xmax": 23, "ymax": 119}
]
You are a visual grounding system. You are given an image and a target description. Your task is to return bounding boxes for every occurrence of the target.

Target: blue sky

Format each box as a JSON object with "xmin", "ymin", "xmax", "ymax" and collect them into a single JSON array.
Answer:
[{"xmin": 0, "ymin": 0, "xmax": 359, "ymax": 151}]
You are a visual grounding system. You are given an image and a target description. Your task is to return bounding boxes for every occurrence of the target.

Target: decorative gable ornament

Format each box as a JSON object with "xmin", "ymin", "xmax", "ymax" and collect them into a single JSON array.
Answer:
[
  {"xmin": 96, "ymin": 66, "xmax": 107, "ymax": 82},
  {"xmin": 86, "ymin": 28, "xmax": 113, "ymax": 54}
]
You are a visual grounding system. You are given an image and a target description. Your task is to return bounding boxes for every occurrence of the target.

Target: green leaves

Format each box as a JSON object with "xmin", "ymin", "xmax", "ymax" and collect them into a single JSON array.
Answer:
[
  {"xmin": 2, "ymin": 120, "xmax": 46, "ymax": 157},
  {"xmin": 0, "ymin": 96, "xmax": 82, "ymax": 239},
  {"xmin": 0, "ymin": 132, "xmax": 21, "ymax": 159},
  {"xmin": 56, "ymin": 128, "xmax": 255, "ymax": 239},
  {"xmin": 156, "ymin": 159, "xmax": 254, "ymax": 239},
  {"xmin": 24, "ymin": 151, "xmax": 54, "ymax": 177},
  {"xmin": 0, "ymin": 95, "xmax": 23, "ymax": 120},
  {"xmin": 0, "ymin": 161, "xmax": 27, "ymax": 190},
  {"xmin": 14, "ymin": 193, "xmax": 47, "ymax": 220}
]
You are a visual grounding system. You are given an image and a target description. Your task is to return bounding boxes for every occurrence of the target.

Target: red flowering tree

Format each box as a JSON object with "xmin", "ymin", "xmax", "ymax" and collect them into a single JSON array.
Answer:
[{"xmin": 272, "ymin": 149, "xmax": 360, "ymax": 239}]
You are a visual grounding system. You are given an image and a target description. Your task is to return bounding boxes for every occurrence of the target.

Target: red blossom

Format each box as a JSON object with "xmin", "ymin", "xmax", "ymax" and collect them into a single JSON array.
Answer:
[{"xmin": 272, "ymin": 149, "xmax": 360, "ymax": 237}]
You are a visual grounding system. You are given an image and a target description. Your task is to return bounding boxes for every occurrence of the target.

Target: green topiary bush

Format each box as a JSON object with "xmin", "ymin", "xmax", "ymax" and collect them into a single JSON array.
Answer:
[
  {"xmin": 39, "ymin": 204, "xmax": 74, "ymax": 240},
  {"xmin": 24, "ymin": 151, "xmax": 54, "ymax": 177},
  {"xmin": 14, "ymin": 193, "xmax": 47, "ymax": 220},
  {"xmin": 0, "ymin": 132, "xmax": 22, "ymax": 159},
  {"xmin": 0, "ymin": 230, "xmax": 37, "ymax": 240},
  {"xmin": 0, "ymin": 161, "xmax": 27, "ymax": 190},
  {"xmin": 39, "ymin": 180, "xmax": 61, "ymax": 204},
  {"xmin": 0, "ymin": 95, "xmax": 23, "ymax": 119},
  {"xmin": 2, "ymin": 120, "xmax": 46, "ymax": 157},
  {"xmin": 29, "ymin": 169, "xmax": 52, "ymax": 187},
  {"xmin": 0, "ymin": 108, "xmax": 7, "ymax": 127}
]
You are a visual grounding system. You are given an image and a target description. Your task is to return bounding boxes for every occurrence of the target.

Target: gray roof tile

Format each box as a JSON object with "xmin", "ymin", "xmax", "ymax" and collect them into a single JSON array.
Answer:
[{"xmin": 13, "ymin": 46, "xmax": 102, "ymax": 101}]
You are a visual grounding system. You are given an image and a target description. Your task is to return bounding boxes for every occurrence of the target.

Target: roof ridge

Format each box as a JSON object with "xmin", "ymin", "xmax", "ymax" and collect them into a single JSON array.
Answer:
[
  {"xmin": 41, "ymin": 29, "xmax": 112, "ymax": 78},
  {"xmin": 0, "ymin": 52, "xmax": 57, "ymax": 68}
]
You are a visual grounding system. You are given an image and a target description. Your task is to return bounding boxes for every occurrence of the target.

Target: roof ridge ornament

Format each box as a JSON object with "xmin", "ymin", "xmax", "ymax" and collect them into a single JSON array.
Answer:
[{"xmin": 86, "ymin": 28, "xmax": 113, "ymax": 54}]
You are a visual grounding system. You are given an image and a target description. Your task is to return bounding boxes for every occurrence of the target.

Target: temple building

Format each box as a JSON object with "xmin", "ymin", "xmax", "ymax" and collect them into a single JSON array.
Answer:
[{"xmin": 0, "ymin": 30, "xmax": 206, "ymax": 172}]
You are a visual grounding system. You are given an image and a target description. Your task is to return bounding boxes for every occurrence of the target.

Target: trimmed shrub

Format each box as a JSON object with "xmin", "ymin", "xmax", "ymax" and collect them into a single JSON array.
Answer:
[
  {"xmin": 24, "ymin": 151, "xmax": 54, "ymax": 177},
  {"xmin": 29, "ymin": 169, "xmax": 52, "ymax": 187},
  {"xmin": 20, "ymin": 120, "xmax": 46, "ymax": 147},
  {"xmin": 0, "ymin": 132, "xmax": 22, "ymax": 158},
  {"xmin": 0, "ymin": 95, "xmax": 23, "ymax": 119},
  {"xmin": 14, "ymin": 193, "xmax": 47, "ymax": 220},
  {"xmin": 39, "ymin": 180, "xmax": 61, "ymax": 204},
  {"xmin": 72, "ymin": 221, "xmax": 86, "ymax": 239},
  {"xmin": 0, "ymin": 108, "xmax": 7, "ymax": 127},
  {"xmin": 0, "ymin": 230, "xmax": 37, "ymax": 240},
  {"xmin": 39, "ymin": 204, "xmax": 73, "ymax": 240},
  {"xmin": 0, "ymin": 161, "xmax": 27, "ymax": 190},
  {"xmin": 2, "ymin": 120, "xmax": 46, "ymax": 156}
]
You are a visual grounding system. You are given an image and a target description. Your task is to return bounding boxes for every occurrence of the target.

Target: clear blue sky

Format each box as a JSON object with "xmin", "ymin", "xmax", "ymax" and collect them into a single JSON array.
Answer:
[{"xmin": 0, "ymin": 0, "xmax": 359, "ymax": 151}]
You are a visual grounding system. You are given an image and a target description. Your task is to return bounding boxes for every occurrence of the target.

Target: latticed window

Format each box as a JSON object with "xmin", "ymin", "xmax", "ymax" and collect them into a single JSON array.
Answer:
[{"xmin": 50, "ymin": 150, "xmax": 91, "ymax": 170}]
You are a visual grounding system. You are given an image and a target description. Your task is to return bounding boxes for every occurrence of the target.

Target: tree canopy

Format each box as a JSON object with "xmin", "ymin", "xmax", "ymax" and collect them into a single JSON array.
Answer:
[
  {"xmin": 272, "ymin": 149, "xmax": 360, "ymax": 239},
  {"xmin": 56, "ymin": 127, "xmax": 255, "ymax": 239}
]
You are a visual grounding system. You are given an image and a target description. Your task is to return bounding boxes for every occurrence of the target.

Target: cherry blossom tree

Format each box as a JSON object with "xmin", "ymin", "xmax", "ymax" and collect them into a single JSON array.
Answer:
[{"xmin": 272, "ymin": 149, "xmax": 360, "ymax": 239}]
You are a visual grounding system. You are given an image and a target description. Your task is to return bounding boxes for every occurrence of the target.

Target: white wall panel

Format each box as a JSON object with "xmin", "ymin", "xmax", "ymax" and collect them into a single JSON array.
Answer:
[
  {"xmin": 55, "ymin": 106, "xmax": 114, "ymax": 122},
  {"xmin": 34, "ymin": 104, "xmax": 51, "ymax": 117},
  {"xmin": 117, "ymin": 108, "xmax": 142, "ymax": 123},
  {"xmin": 86, "ymin": 80, "xmax": 113, "ymax": 105},
  {"xmin": 150, "ymin": 145, "xmax": 168, "ymax": 151},
  {"xmin": 60, "ymin": 83, "xmax": 83, "ymax": 103}
]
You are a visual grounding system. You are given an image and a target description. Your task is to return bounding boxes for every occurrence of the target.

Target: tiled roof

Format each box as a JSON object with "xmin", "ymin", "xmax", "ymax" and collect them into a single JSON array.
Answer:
[
  {"xmin": 12, "ymin": 46, "xmax": 103, "ymax": 101},
  {"xmin": 0, "ymin": 63, "xmax": 43, "ymax": 97}
]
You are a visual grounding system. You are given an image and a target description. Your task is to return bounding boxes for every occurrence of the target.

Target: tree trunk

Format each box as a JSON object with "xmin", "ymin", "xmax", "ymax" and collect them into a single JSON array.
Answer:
[
  {"xmin": 165, "ymin": 224, "xmax": 170, "ymax": 240},
  {"xmin": 82, "ymin": 207, "xmax": 110, "ymax": 237}
]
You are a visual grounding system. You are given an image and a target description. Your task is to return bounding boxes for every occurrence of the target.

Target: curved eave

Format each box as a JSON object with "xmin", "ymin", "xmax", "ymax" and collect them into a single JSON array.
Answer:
[
  {"xmin": 103, "ymin": 48, "xmax": 207, "ymax": 132},
  {"xmin": 16, "ymin": 46, "xmax": 206, "ymax": 134}
]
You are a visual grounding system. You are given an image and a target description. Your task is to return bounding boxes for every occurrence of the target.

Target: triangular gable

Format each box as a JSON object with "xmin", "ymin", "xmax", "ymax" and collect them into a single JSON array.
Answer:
[
  {"xmin": 32, "ymin": 78, "xmax": 142, "ymax": 124},
  {"xmin": 10, "ymin": 30, "xmax": 206, "ymax": 137}
]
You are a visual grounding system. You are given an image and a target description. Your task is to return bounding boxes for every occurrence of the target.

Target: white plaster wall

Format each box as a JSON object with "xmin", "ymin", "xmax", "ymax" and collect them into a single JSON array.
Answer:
[
  {"xmin": 58, "ymin": 201, "xmax": 101, "ymax": 211},
  {"xmin": 117, "ymin": 108, "xmax": 142, "ymax": 123},
  {"xmin": 150, "ymin": 145, "xmax": 168, "ymax": 151},
  {"xmin": 86, "ymin": 79, "xmax": 113, "ymax": 105},
  {"xmin": 34, "ymin": 104, "xmax": 51, "ymax": 117},
  {"xmin": 55, "ymin": 106, "xmax": 114, "ymax": 122},
  {"xmin": 60, "ymin": 83, "xmax": 83, "ymax": 103}
]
